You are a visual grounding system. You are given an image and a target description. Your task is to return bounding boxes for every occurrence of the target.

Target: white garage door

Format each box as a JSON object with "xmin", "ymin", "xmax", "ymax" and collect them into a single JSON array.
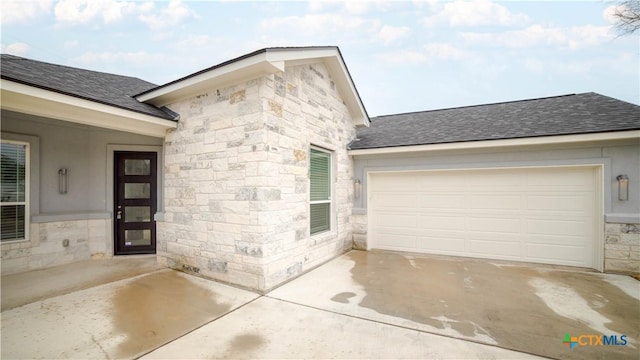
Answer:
[{"xmin": 369, "ymin": 167, "xmax": 600, "ymax": 268}]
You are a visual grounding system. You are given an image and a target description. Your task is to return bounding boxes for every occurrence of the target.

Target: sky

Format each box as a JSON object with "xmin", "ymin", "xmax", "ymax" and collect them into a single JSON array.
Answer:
[{"xmin": 1, "ymin": 0, "xmax": 638, "ymax": 117}]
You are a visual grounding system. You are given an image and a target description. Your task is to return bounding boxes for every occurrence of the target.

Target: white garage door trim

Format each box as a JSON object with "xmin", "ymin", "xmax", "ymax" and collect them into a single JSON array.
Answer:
[{"xmin": 367, "ymin": 165, "xmax": 603, "ymax": 271}]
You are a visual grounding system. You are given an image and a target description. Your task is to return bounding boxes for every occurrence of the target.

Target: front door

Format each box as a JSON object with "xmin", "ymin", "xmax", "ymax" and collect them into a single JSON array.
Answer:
[{"xmin": 114, "ymin": 151, "xmax": 157, "ymax": 255}]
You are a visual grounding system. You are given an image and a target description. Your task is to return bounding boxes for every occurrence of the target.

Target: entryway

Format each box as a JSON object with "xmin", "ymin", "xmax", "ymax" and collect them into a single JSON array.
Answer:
[{"xmin": 114, "ymin": 151, "xmax": 157, "ymax": 255}]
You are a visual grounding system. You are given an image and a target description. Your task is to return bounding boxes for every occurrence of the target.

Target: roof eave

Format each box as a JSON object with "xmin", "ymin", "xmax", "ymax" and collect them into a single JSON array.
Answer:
[
  {"xmin": 136, "ymin": 47, "xmax": 370, "ymax": 128},
  {"xmin": 348, "ymin": 130, "xmax": 640, "ymax": 156},
  {"xmin": 1, "ymin": 79, "xmax": 177, "ymax": 137}
]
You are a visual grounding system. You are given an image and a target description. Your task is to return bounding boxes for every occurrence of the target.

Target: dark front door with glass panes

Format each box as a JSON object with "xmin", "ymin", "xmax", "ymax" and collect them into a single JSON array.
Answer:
[{"xmin": 114, "ymin": 152, "xmax": 157, "ymax": 255}]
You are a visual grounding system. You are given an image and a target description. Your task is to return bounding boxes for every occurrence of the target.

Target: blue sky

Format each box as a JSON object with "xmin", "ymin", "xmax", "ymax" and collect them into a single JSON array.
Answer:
[{"xmin": 1, "ymin": 0, "xmax": 638, "ymax": 116}]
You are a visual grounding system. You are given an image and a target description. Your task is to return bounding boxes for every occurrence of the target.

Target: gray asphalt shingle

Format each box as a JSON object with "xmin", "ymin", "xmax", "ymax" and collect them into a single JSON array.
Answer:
[
  {"xmin": 352, "ymin": 93, "xmax": 640, "ymax": 150},
  {"xmin": 1, "ymin": 54, "xmax": 175, "ymax": 120}
]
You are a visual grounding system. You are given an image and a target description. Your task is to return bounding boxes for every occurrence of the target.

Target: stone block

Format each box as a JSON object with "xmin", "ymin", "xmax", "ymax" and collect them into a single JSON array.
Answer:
[
  {"xmin": 605, "ymin": 259, "xmax": 640, "ymax": 273},
  {"xmin": 605, "ymin": 223, "xmax": 621, "ymax": 234},
  {"xmin": 621, "ymin": 224, "xmax": 640, "ymax": 234},
  {"xmin": 605, "ymin": 234, "xmax": 619, "ymax": 244},
  {"xmin": 620, "ymin": 233, "xmax": 640, "ymax": 246}
]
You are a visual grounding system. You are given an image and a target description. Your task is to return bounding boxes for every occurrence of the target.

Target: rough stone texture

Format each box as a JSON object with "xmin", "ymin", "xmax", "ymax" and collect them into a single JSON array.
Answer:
[
  {"xmin": 605, "ymin": 222, "xmax": 640, "ymax": 274},
  {"xmin": 0, "ymin": 219, "xmax": 109, "ymax": 275},
  {"xmin": 158, "ymin": 63, "xmax": 356, "ymax": 291},
  {"xmin": 351, "ymin": 214, "xmax": 368, "ymax": 250}
]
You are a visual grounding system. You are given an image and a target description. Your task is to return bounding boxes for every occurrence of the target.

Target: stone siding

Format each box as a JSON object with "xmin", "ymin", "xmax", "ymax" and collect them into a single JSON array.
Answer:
[
  {"xmin": 1, "ymin": 219, "xmax": 109, "ymax": 275},
  {"xmin": 604, "ymin": 223, "xmax": 640, "ymax": 274},
  {"xmin": 351, "ymin": 213, "xmax": 368, "ymax": 250},
  {"xmin": 158, "ymin": 62, "xmax": 356, "ymax": 292}
]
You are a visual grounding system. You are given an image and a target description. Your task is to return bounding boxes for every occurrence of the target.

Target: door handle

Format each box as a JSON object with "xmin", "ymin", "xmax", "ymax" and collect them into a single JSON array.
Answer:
[{"xmin": 116, "ymin": 210, "xmax": 122, "ymax": 220}]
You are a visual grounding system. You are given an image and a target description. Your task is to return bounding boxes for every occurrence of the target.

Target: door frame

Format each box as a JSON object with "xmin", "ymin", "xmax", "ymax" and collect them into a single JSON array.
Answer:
[{"xmin": 106, "ymin": 145, "xmax": 163, "ymax": 257}]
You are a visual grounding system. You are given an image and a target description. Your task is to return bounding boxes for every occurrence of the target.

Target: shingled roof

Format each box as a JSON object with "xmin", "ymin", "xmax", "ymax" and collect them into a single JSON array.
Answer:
[
  {"xmin": 0, "ymin": 54, "xmax": 175, "ymax": 120},
  {"xmin": 351, "ymin": 93, "xmax": 640, "ymax": 150}
]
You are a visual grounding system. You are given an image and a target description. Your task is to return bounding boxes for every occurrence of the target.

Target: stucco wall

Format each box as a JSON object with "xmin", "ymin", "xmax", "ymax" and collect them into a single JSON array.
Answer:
[
  {"xmin": 352, "ymin": 140, "xmax": 640, "ymax": 273},
  {"xmin": 158, "ymin": 62, "xmax": 356, "ymax": 291},
  {"xmin": 1, "ymin": 111, "xmax": 163, "ymax": 274}
]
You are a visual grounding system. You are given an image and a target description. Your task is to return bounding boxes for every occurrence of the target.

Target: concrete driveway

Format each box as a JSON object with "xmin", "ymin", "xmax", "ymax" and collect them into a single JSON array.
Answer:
[{"xmin": 2, "ymin": 250, "xmax": 638, "ymax": 359}]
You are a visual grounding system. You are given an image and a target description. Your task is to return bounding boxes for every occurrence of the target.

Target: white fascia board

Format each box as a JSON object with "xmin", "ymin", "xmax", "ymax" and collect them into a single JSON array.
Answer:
[
  {"xmin": 1, "ymin": 80, "xmax": 176, "ymax": 138},
  {"xmin": 348, "ymin": 130, "xmax": 640, "ymax": 156},
  {"xmin": 136, "ymin": 53, "xmax": 285, "ymax": 106}
]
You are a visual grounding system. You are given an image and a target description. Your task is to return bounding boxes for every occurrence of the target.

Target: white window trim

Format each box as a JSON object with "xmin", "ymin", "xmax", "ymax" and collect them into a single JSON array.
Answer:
[
  {"xmin": 1, "ymin": 139, "xmax": 30, "ymax": 243},
  {"xmin": 310, "ymin": 146, "xmax": 335, "ymax": 236}
]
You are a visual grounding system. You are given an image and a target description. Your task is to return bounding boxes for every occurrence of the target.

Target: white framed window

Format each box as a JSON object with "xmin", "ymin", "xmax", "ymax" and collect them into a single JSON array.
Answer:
[
  {"xmin": 1, "ymin": 140, "xmax": 29, "ymax": 242},
  {"xmin": 310, "ymin": 147, "xmax": 332, "ymax": 235}
]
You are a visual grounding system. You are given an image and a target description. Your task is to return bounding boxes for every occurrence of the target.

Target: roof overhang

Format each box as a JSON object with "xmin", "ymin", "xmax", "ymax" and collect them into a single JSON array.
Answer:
[
  {"xmin": 1, "ymin": 79, "xmax": 177, "ymax": 137},
  {"xmin": 348, "ymin": 130, "xmax": 640, "ymax": 156},
  {"xmin": 136, "ymin": 47, "xmax": 369, "ymax": 127}
]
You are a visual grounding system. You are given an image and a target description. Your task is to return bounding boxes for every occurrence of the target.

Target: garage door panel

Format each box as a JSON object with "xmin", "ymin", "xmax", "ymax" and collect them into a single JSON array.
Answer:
[
  {"xmin": 372, "ymin": 193, "xmax": 418, "ymax": 209},
  {"xmin": 418, "ymin": 173, "xmax": 466, "ymax": 189},
  {"xmin": 526, "ymin": 243, "xmax": 588, "ymax": 264},
  {"xmin": 374, "ymin": 173, "xmax": 419, "ymax": 191},
  {"xmin": 420, "ymin": 194, "xmax": 465, "ymax": 209},
  {"xmin": 469, "ymin": 172, "xmax": 522, "ymax": 189},
  {"xmin": 527, "ymin": 219, "xmax": 587, "ymax": 236},
  {"xmin": 372, "ymin": 212, "xmax": 418, "ymax": 228},
  {"xmin": 469, "ymin": 217, "xmax": 521, "ymax": 234},
  {"xmin": 417, "ymin": 236, "xmax": 466, "ymax": 252},
  {"xmin": 526, "ymin": 168, "xmax": 594, "ymax": 190},
  {"xmin": 471, "ymin": 195, "xmax": 521, "ymax": 210},
  {"xmin": 468, "ymin": 239, "xmax": 521, "ymax": 257},
  {"xmin": 418, "ymin": 215, "xmax": 465, "ymax": 230},
  {"xmin": 369, "ymin": 166, "xmax": 598, "ymax": 269},
  {"xmin": 375, "ymin": 233, "xmax": 417, "ymax": 249},
  {"xmin": 526, "ymin": 234, "xmax": 588, "ymax": 246}
]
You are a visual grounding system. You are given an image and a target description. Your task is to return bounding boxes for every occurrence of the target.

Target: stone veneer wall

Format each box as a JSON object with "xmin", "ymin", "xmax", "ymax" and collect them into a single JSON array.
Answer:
[
  {"xmin": 604, "ymin": 223, "xmax": 640, "ymax": 274},
  {"xmin": 351, "ymin": 213, "xmax": 367, "ymax": 250},
  {"xmin": 158, "ymin": 62, "xmax": 356, "ymax": 291},
  {"xmin": 0, "ymin": 219, "xmax": 109, "ymax": 275}
]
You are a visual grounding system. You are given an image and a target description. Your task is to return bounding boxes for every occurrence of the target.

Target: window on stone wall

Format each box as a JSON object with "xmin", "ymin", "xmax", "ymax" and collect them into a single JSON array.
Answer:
[
  {"xmin": 1, "ymin": 140, "xmax": 29, "ymax": 242},
  {"xmin": 310, "ymin": 147, "xmax": 332, "ymax": 235}
]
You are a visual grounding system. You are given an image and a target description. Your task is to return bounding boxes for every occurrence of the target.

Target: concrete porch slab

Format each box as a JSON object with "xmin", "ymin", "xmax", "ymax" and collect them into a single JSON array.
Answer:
[
  {"xmin": 1, "ymin": 256, "xmax": 162, "ymax": 310},
  {"xmin": 1, "ymin": 269, "xmax": 259, "ymax": 359},
  {"xmin": 269, "ymin": 250, "xmax": 640, "ymax": 360}
]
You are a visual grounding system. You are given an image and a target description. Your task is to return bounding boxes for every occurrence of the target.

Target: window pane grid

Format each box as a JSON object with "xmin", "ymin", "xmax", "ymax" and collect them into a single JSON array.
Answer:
[
  {"xmin": 310, "ymin": 148, "xmax": 331, "ymax": 235},
  {"xmin": 1, "ymin": 141, "xmax": 28, "ymax": 242}
]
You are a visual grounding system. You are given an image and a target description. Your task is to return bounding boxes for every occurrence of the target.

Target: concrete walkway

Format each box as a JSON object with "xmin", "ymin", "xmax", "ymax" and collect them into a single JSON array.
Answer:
[{"xmin": 2, "ymin": 250, "xmax": 638, "ymax": 359}]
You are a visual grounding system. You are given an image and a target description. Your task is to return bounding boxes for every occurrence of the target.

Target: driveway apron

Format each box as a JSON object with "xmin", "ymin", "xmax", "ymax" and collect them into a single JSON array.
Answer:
[{"xmin": 269, "ymin": 250, "xmax": 640, "ymax": 360}]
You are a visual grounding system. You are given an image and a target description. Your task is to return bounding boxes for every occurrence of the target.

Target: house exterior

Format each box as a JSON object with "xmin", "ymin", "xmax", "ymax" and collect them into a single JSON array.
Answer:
[
  {"xmin": 1, "ymin": 47, "xmax": 638, "ymax": 292},
  {"xmin": 350, "ymin": 93, "xmax": 640, "ymax": 274}
]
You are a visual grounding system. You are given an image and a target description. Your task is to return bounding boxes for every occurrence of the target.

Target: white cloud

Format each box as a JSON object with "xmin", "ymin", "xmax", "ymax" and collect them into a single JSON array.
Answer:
[
  {"xmin": 54, "ymin": 0, "xmax": 143, "ymax": 25},
  {"xmin": 462, "ymin": 24, "xmax": 613, "ymax": 50},
  {"xmin": 0, "ymin": 42, "xmax": 31, "ymax": 56},
  {"xmin": 261, "ymin": 13, "xmax": 378, "ymax": 36},
  {"xmin": 64, "ymin": 40, "xmax": 79, "ymax": 48},
  {"xmin": 1, "ymin": 0, "xmax": 52, "ymax": 25},
  {"xmin": 377, "ymin": 42, "xmax": 471, "ymax": 65},
  {"xmin": 308, "ymin": 0, "xmax": 388, "ymax": 14},
  {"xmin": 74, "ymin": 51, "xmax": 165, "ymax": 64},
  {"xmin": 423, "ymin": 43, "xmax": 469, "ymax": 60},
  {"xmin": 175, "ymin": 35, "xmax": 211, "ymax": 48},
  {"xmin": 138, "ymin": 0, "xmax": 198, "ymax": 31},
  {"xmin": 377, "ymin": 49, "xmax": 428, "ymax": 65},
  {"xmin": 424, "ymin": 0, "xmax": 529, "ymax": 27},
  {"xmin": 378, "ymin": 25, "xmax": 411, "ymax": 44}
]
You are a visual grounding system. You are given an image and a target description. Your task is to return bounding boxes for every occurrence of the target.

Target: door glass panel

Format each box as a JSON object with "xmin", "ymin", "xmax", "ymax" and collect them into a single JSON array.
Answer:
[
  {"xmin": 124, "ymin": 183, "xmax": 150, "ymax": 199},
  {"xmin": 124, "ymin": 159, "xmax": 151, "ymax": 175},
  {"xmin": 125, "ymin": 230, "xmax": 151, "ymax": 246},
  {"xmin": 125, "ymin": 206, "xmax": 151, "ymax": 222}
]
